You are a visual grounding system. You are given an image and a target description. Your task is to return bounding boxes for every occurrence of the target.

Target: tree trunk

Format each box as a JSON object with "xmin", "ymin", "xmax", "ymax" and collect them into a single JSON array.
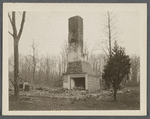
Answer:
[
  {"xmin": 8, "ymin": 11, "xmax": 26, "ymax": 97},
  {"xmin": 14, "ymin": 39, "xmax": 19, "ymax": 96},
  {"xmin": 107, "ymin": 12, "xmax": 112, "ymax": 58},
  {"xmin": 114, "ymin": 88, "xmax": 117, "ymax": 100},
  {"xmin": 33, "ymin": 58, "xmax": 35, "ymax": 83}
]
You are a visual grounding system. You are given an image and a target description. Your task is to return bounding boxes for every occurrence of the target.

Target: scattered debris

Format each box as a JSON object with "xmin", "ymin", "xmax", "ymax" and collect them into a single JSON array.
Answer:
[{"xmin": 11, "ymin": 86, "xmax": 132, "ymax": 102}]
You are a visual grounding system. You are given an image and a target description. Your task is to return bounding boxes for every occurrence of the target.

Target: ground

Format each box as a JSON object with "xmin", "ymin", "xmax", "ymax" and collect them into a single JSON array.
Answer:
[{"xmin": 9, "ymin": 87, "xmax": 140, "ymax": 110}]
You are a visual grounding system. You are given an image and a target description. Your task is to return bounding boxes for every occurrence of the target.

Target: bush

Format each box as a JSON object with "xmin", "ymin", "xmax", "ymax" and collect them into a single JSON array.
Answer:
[{"xmin": 102, "ymin": 41, "xmax": 131, "ymax": 100}]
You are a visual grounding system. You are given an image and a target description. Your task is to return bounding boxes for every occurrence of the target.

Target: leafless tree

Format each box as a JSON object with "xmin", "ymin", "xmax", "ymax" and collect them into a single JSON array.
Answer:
[
  {"xmin": 44, "ymin": 55, "xmax": 51, "ymax": 86},
  {"xmin": 8, "ymin": 11, "xmax": 26, "ymax": 96},
  {"xmin": 27, "ymin": 39, "xmax": 39, "ymax": 83},
  {"xmin": 58, "ymin": 55, "xmax": 62, "ymax": 76},
  {"xmin": 31, "ymin": 39, "xmax": 39, "ymax": 83},
  {"xmin": 99, "ymin": 11, "xmax": 118, "ymax": 58},
  {"xmin": 61, "ymin": 40, "xmax": 68, "ymax": 73},
  {"xmin": 22, "ymin": 40, "xmax": 39, "ymax": 84},
  {"xmin": 130, "ymin": 55, "xmax": 140, "ymax": 82},
  {"xmin": 83, "ymin": 39, "xmax": 94, "ymax": 62},
  {"xmin": 37, "ymin": 57, "xmax": 44, "ymax": 83}
]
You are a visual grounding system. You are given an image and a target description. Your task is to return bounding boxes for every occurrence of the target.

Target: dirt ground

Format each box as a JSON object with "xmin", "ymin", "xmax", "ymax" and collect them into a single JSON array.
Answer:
[{"xmin": 9, "ymin": 87, "xmax": 140, "ymax": 110}]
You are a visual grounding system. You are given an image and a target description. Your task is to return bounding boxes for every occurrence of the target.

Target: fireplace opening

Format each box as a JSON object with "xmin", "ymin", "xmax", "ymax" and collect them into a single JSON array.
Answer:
[{"xmin": 72, "ymin": 77, "xmax": 85, "ymax": 90}]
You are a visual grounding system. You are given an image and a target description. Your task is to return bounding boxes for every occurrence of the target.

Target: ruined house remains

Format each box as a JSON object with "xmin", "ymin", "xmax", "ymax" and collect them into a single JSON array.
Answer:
[{"xmin": 63, "ymin": 16, "xmax": 100, "ymax": 92}]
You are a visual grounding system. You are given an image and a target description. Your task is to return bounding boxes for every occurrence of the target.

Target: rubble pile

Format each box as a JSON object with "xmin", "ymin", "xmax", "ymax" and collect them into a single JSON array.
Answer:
[{"xmin": 10, "ymin": 86, "xmax": 133, "ymax": 101}]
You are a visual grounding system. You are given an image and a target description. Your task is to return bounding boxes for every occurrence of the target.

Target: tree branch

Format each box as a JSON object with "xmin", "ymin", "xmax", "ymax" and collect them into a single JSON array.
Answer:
[
  {"xmin": 9, "ymin": 78, "xmax": 15, "ymax": 86},
  {"xmin": 105, "ymin": 45, "xmax": 109, "ymax": 51},
  {"xmin": 102, "ymin": 47, "xmax": 109, "ymax": 58},
  {"xmin": 8, "ymin": 31, "xmax": 13, "ymax": 36},
  {"xmin": 12, "ymin": 11, "xmax": 17, "ymax": 36},
  {"xmin": 8, "ymin": 13, "xmax": 13, "ymax": 27},
  {"xmin": 25, "ymin": 56, "xmax": 34, "ymax": 68},
  {"xmin": 18, "ymin": 11, "xmax": 26, "ymax": 40}
]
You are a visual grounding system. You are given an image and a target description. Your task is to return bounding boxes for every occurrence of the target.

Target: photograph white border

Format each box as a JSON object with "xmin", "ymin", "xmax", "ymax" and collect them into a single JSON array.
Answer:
[{"xmin": 2, "ymin": 3, "xmax": 147, "ymax": 116}]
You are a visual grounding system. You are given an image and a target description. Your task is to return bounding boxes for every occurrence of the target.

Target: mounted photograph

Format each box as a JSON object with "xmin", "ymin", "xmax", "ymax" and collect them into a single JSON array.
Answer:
[{"xmin": 3, "ymin": 3, "xmax": 147, "ymax": 116}]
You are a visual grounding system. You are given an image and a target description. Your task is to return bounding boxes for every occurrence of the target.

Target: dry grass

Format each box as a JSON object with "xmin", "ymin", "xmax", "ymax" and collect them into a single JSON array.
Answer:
[{"xmin": 9, "ymin": 87, "xmax": 140, "ymax": 110}]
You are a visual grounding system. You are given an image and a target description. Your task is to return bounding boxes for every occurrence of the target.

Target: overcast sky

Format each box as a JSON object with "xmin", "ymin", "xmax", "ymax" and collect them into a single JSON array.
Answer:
[{"xmin": 8, "ymin": 10, "xmax": 140, "ymax": 57}]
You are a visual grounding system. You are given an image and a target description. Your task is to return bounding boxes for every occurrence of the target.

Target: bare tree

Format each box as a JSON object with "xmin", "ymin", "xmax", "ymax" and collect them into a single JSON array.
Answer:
[
  {"xmin": 61, "ymin": 40, "xmax": 68, "ymax": 73},
  {"xmin": 23, "ymin": 40, "xmax": 39, "ymax": 84},
  {"xmin": 99, "ymin": 11, "xmax": 118, "ymax": 58},
  {"xmin": 126, "ymin": 55, "xmax": 140, "ymax": 86},
  {"xmin": 37, "ymin": 57, "xmax": 44, "ymax": 83},
  {"xmin": 83, "ymin": 39, "xmax": 94, "ymax": 62},
  {"xmin": 30, "ymin": 39, "xmax": 39, "ymax": 83},
  {"xmin": 58, "ymin": 55, "xmax": 62, "ymax": 76},
  {"xmin": 44, "ymin": 55, "xmax": 51, "ymax": 86},
  {"xmin": 31, "ymin": 40, "xmax": 37, "ymax": 83},
  {"xmin": 8, "ymin": 11, "xmax": 26, "ymax": 96},
  {"xmin": 107, "ymin": 11, "xmax": 112, "ymax": 58}
]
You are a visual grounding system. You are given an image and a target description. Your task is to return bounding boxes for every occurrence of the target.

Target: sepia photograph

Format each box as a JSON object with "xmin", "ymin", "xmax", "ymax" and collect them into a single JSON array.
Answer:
[{"xmin": 3, "ymin": 3, "xmax": 147, "ymax": 115}]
